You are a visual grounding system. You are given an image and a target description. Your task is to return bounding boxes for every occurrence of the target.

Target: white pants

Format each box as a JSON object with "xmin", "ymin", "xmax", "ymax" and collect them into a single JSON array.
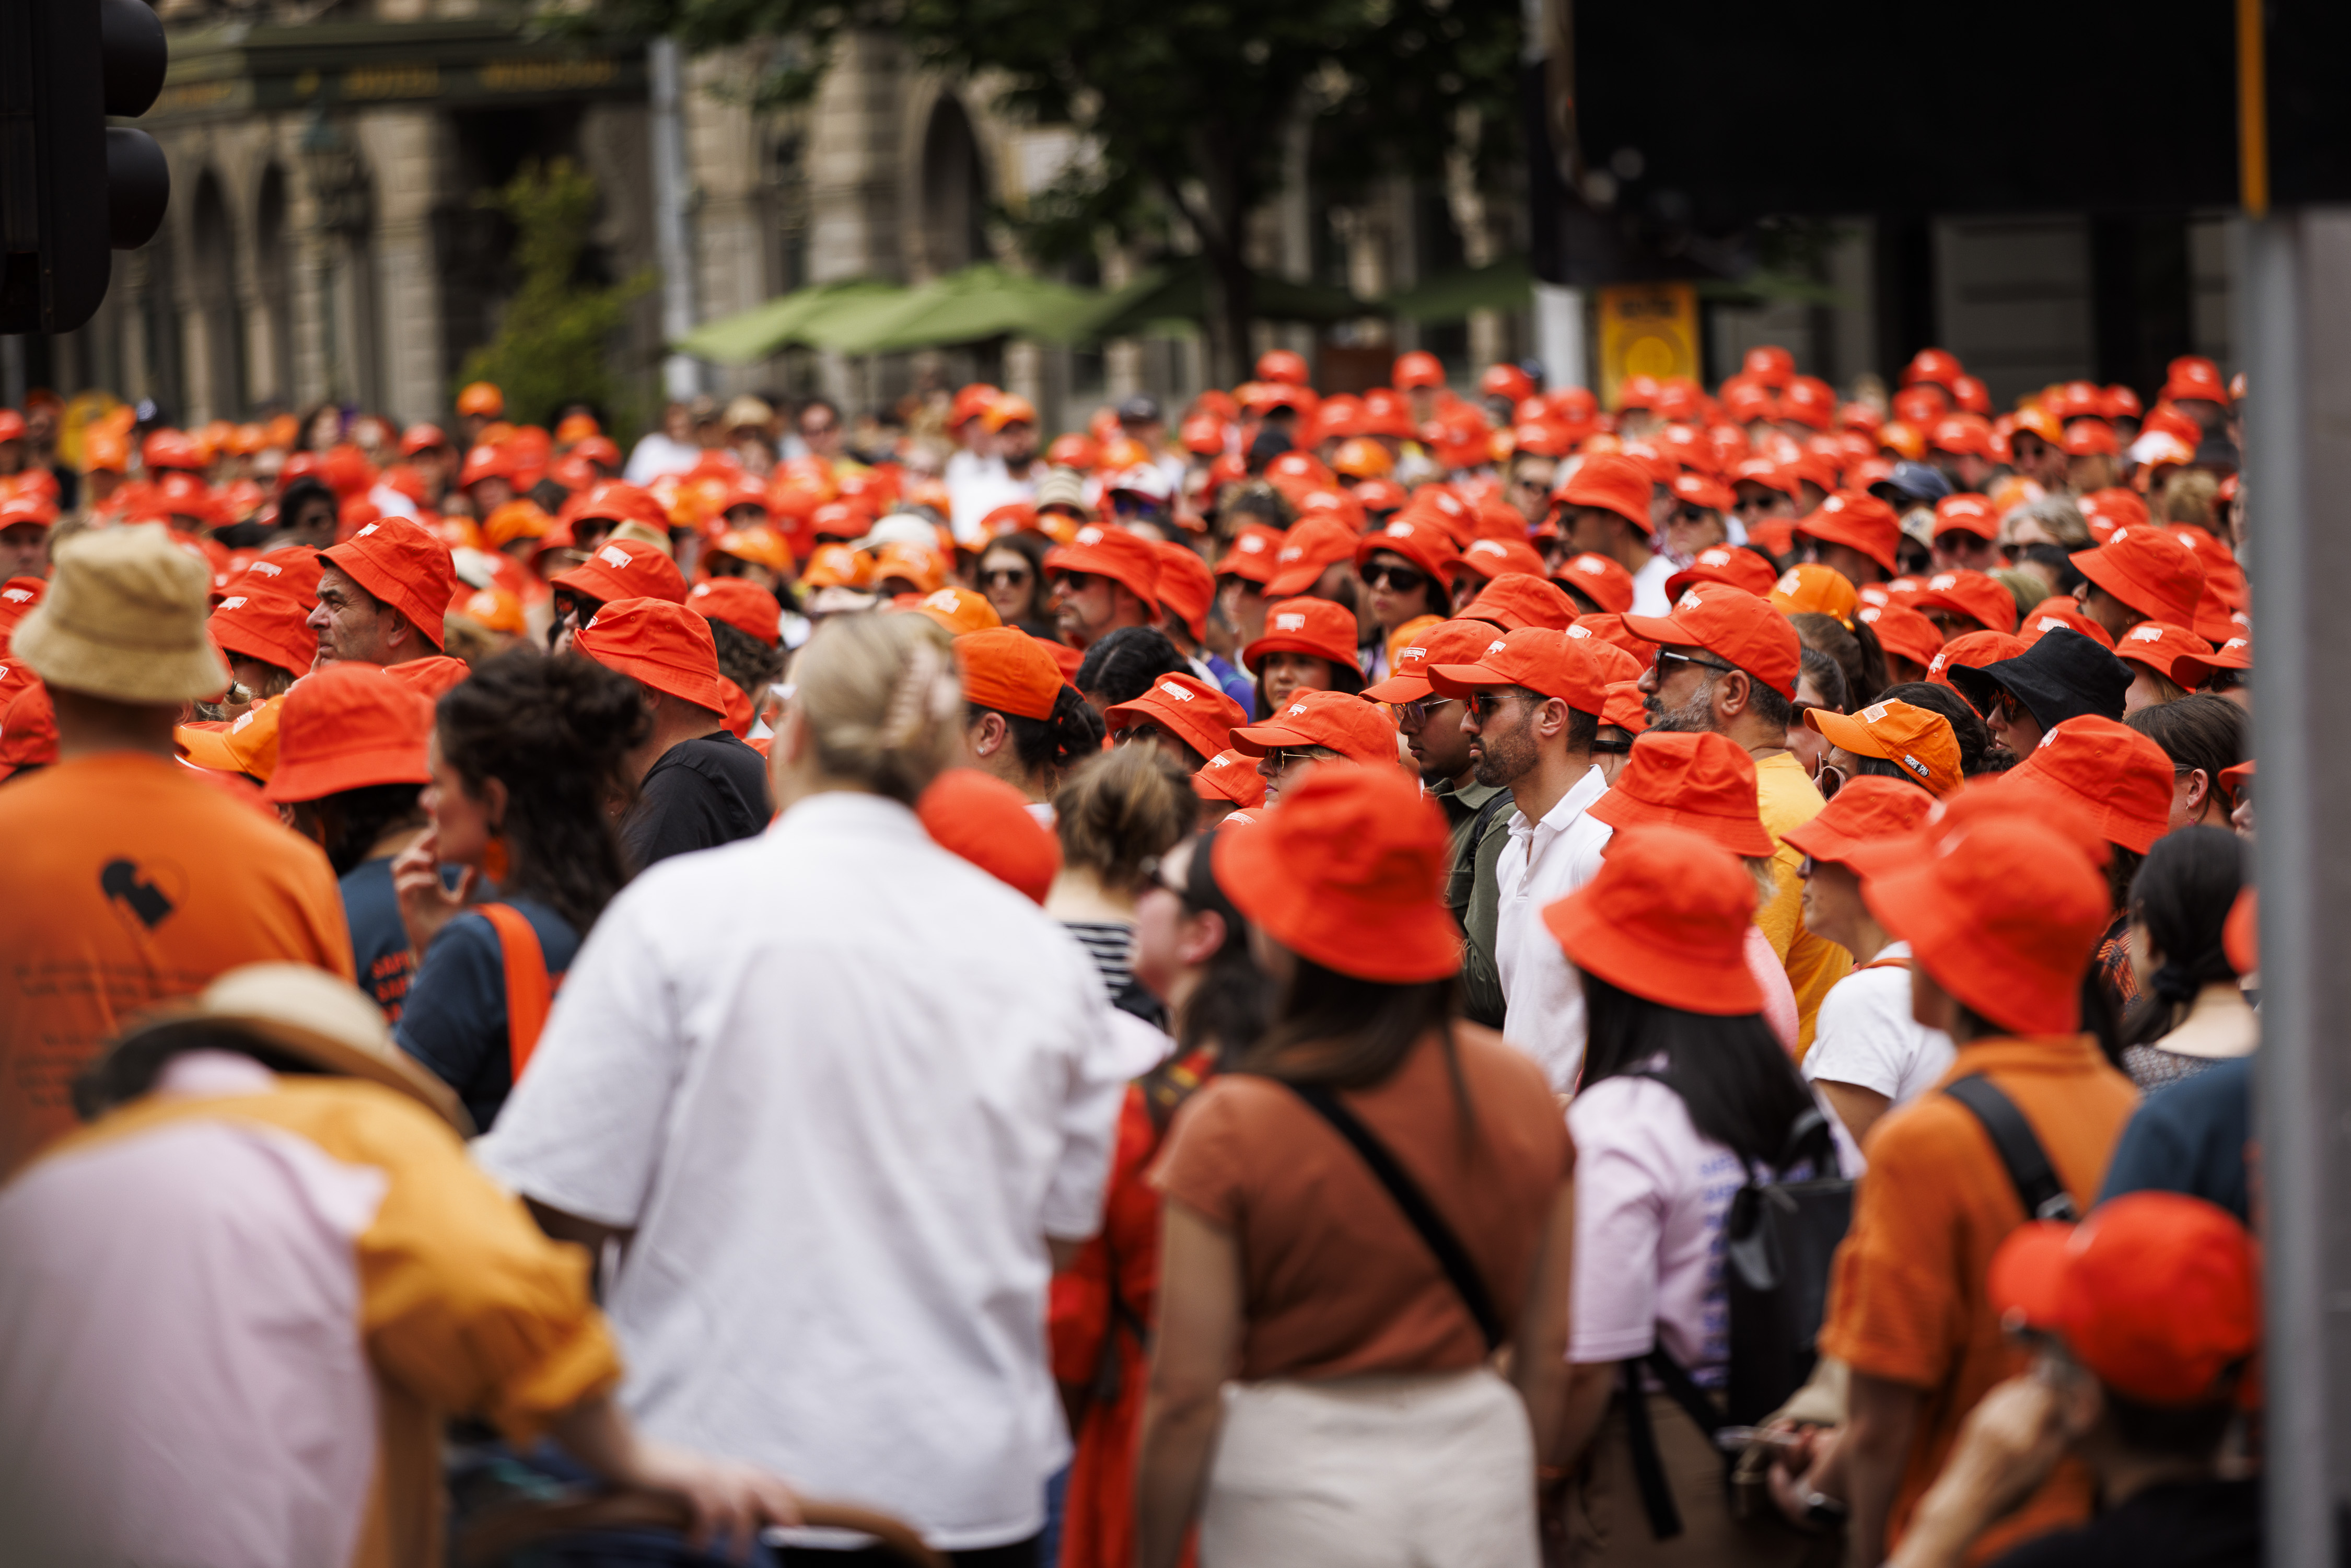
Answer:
[{"xmin": 1201, "ymin": 1367, "xmax": 1540, "ymax": 1567}]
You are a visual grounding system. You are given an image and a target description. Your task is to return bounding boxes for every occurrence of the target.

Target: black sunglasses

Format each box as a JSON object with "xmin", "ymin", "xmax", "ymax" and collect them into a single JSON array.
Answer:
[
  {"xmin": 1360, "ymin": 562, "xmax": 1428, "ymax": 594},
  {"xmin": 982, "ymin": 566, "xmax": 1032, "ymax": 587},
  {"xmin": 1590, "ymin": 735, "xmax": 1634, "ymax": 755},
  {"xmin": 1655, "ymin": 647, "xmax": 1737, "ymax": 679}
]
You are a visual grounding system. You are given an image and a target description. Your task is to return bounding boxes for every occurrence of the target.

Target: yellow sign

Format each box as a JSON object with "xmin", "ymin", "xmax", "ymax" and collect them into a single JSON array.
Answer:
[{"xmin": 1597, "ymin": 282, "xmax": 1699, "ymax": 412}]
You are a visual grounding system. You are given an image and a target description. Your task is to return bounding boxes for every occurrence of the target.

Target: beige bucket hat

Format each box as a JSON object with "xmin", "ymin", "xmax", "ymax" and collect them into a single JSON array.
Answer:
[
  {"xmin": 110, "ymin": 963, "xmax": 473, "ymax": 1134},
  {"xmin": 13, "ymin": 524, "xmax": 231, "ymax": 702}
]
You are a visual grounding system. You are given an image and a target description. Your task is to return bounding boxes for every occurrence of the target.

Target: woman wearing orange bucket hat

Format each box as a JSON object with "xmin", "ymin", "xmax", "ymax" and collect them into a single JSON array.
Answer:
[
  {"xmin": 1541, "ymin": 822, "xmax": 1858, "ymax": 1567},
  {"xmin": 1137, "ymin": 765, "xmax": 1575, "ymax": 1568}
]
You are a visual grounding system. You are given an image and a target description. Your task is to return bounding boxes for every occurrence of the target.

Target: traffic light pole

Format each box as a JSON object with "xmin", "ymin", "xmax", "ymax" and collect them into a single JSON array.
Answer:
[{"xmin": 2242, "ymin": 205, "xmax": 2351, "ymax": 1568}]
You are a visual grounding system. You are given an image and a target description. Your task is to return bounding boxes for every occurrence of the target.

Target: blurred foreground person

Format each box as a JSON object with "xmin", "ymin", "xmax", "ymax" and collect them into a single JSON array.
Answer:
[
  {"xmin": 0, "ymin": 965, "xmax": 801, "ymax": 1568},
  {"xmin": 478, "ymin": 612, "xmax": 1127, "ymax": 1564},
  {"xmin": 0, "ymin": 527, "xmax": 352, "ymax": 1177},
  {"xmin": 1136, "ymin": 766, "xmax": 1575, "ymax": 1568}
]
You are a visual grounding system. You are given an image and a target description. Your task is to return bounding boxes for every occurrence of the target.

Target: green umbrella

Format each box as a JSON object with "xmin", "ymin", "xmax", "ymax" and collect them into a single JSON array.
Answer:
[
  {"xmin": 672, "ymin": 277, "xmax": 904, "ymax": 365},
  {"xmin": 1082, "ymin": 257, "xmax": 1370, "ymax": 340},
  {"xmin": 837, "ymin": 263, "xmax": 1106, "ymax": 354},
  {"xmin": 1380, "ymin": 255, "xmax": 1534, "ymax": 323}
]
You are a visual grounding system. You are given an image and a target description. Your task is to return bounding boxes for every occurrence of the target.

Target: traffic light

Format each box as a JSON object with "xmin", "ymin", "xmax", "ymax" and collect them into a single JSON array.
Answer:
[{"xmin": 0, "ymin": 0, "xmax": 172, "ymax": 334}]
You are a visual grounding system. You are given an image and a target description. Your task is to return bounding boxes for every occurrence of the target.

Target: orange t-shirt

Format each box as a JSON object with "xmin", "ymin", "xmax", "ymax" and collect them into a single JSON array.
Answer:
[
  {"xmin": 1818, "ymin": 1035, "xmax": 2139, "ymax": 1564},
  {"xmin": 1155, "ymin": 1024, "xmax": 1572, "ymax": 1381},
  {"xmin": 0, "ymin": 752, "xmax": 355, "ymax": 1174}
]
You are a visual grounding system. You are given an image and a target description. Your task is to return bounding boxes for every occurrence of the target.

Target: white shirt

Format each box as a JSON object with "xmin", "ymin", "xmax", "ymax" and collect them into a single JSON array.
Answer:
[
  {"xmin": 474, "ymin": 794, "xmax": 1127, "ymax": 1550},
  {"xmin": 1630, "ymin": 551, "xmax": 1679, "ymax": 617},
  {"xmin": 623, "ymin": 432, "xmax": 702, "ymax": 484},
  {"xmin": 1800, "ymin": 941, "xmax": 1954, "ymax": 1105},
  {"xmin": 1494, "ymin": 764, "xmax": 1613, "ymax": 1092}
]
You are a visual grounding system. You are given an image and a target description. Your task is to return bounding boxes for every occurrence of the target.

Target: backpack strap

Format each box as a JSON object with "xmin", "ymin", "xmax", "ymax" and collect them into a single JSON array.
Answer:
[
  {"xmin": 1287, "ymin": 1081, "xmax": 1505, "ymax": 1352},
  {"xmin": 1943, "ymin": 1074, "xmax": 2079, "ymax": 1223},
  {"xmin": 1619, "ymin": 1339, "xmax": 1730, "ymax": 1542},
  {"xmin": 474, "ymin": 902, "xmax": 553, "ymax": 1084}
]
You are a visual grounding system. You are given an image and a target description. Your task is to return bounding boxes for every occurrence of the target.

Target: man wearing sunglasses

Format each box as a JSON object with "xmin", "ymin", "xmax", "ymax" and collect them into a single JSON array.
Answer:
[
  {"xmin": 1624, "ymin": 583, "xmax": 1850, "ymax": 1052},
  {"xmin": 1043, "ymin": 525, "xmax": 1163, "ymax": 653}
]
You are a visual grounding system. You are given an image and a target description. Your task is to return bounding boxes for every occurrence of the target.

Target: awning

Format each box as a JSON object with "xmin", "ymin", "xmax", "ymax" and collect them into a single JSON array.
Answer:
[
  {"xmin": 671, "ymin": 277, "xmax": 905, "ymax": 365},
  {"xmin": 1083, "ymin": 257, "xmax": 1373, "ymax": 340},
  {"xmin": 840, "ymin": 263, "xmax": 1103, "ymax": 354},
  {"xmin": 1379, "ymin": 255, "xmax": 1533, "ymax": 323}
]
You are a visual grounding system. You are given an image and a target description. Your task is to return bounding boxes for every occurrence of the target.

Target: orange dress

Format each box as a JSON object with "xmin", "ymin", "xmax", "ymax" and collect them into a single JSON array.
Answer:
[{"xmin": 1049, "ymin": 1049, "xmax": 1212, "ymax": 1568}]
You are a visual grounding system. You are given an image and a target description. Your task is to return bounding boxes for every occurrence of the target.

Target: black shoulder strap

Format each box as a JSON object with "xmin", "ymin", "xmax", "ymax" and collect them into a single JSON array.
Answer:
[
  {"xmin": 1620, "ymin": 1339, "xmax": 1729, "ymax": 1542},
  {"xmin": 1288, "ymin": 1081, "xmax": 1505, "ymax": 1351},
  {"xmin": 1943, "ymin": 1074, "xmax": 2079, "ymax": 1223}
]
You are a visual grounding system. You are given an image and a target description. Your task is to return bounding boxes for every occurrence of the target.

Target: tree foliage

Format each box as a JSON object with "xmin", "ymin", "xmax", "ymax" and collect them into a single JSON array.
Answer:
[
  {"xmin": 459, "ymin": 158, "xmax": 653, "ymax": 428},
  {"xmin": 569, "ymin": 0, "xmax": 1521, "ymax": 379}
]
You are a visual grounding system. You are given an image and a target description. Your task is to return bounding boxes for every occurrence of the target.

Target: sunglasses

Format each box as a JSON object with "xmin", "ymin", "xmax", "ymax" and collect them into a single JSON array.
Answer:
[
  {"xmin": 1655, "ymin": 647, "xmax": 1737, "ymax": 679},
  {"xmin": 1110, "ymin": 493, "xmax": 1165, "ymax": 518},
  {"xmin": 1670, "ymin": 507, "xmax": 1718, "ymax": 528},
  {"xmin": 1813, "ymin": 760, "xmax": 1847, "ymax": 802},
  {"xmin": 1466, "ymin": 690, "xmax": 1522, "ymax": 721},
  {"xmin": 1360, "ymin": 562, "xmax": 1428, "ymax": 594},
  {"xmin": 1136, "ymin": 854, "xmax": 1191, "ymax": 901},
  {"xmin": 1052, "ymin": 570, "xmax": 1098, "ymax": 593},
  {"xmin": 1261, "ymin": 747, "xmax": 1323, "ymax": 770},
  {"xmin": 1590, "ymin": 735, "xmax": 1633, "ymax": 756},
  {"xmin": 981, "ymin": 566, "xmax": 1032, "ymax": 587}
]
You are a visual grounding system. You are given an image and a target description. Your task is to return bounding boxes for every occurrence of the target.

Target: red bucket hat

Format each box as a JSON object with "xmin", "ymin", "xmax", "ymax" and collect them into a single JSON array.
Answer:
[
  {"xmin": 688, "ymin": 578, "xmax": 784, "ymax": 648},
  {"xmin": 2000, "ymin": 714, "xmax": 2177, "ymax": 854},
  {"xmin": 1666, "ymin": 544, "xmax": 1780, "ymax": 600},
  {"xmin": 1557, "ymin": 451, "xmax": 1655, "ymax": 532},
  {"xmin": 1990, "ymin": 1191, "xmax": 2259, "ymax": 1409},
  {"xmin": 1462, "ymin": 572, "xmax": 1578, "ymax": 632},
  {"xmin": 917, "ymin": 768, "xmax": 1062, "ymax": 906},
  {"xmin": 1426, "ymin": 624, "xmax": 1612, "ymax": 716},
  {"xmin": 1214, "ymin": 763, "xmax": 1459, "ymax": 982},
  {"xmin": 1588, "ymin": 730, "xmax": 1776, "ymax": 856},
  {"xmin": 1862, "ymin": 808, "xmax": 2110, "ymax": 1035},
  {"xmin": 320, "ymin": 517, "xmax": 456, "ymax": 651},
  {"xmin": 1229, "ymin": 688, "xmax": 1399, "ymax": 769},
  {"xmin": 1364, "ymin": 617, "xmax": 1508, "ymax": 704},
  {"xmin": 1912, "ymin": 568, "xmax": 2019, "ymax": 634},
  {"xmin": 1243, "ymin": 595, "xmax": 1360, "ymax": 672},
  {"xmin": 1621, "ymin": 582, "xmax": 1801, "ymax": 700},
  {"xmin": 1927, "ymin": 629, "xmax": 2027, "ymax": 687},
  {"xmin": 552, "ymin": 538, "xmax": 690, "ymax": 607},
  {"xmin": 209, "ymin": 583, "xmax": 321, "ymax": 679},
  {"xmin": 574, "ymin": 596, "xmax": 725, "ymax": 714},
  {"xmin": 261, "ymin": 661, "xmax": 436, "ymax": 804},
  {"xmin": 1794, "ymin": 490, "xmax": 1902, "ymax": 577},
  {"xmin": 955, "ymin": 625, "xmax": 1066, "ymax": 722},
  {"xmin": 1555, "ymin": 551, "xmax": 1636, "ymax": 614},
  {"xmin": 1541, "ymin": 823, "xmax": 1764, "ymax": 1015},
  {"xmin": 2070, "ymin": 526, "xmax": 2206, "ymax": 626},
  {"xmin": 1194, "ymin": 748, "xmax": 1268, "ymax": 809},
  {"xmin": 1857, "ymin": 600, "xmax": 1945, "ymax": 670},
  {"xmin": 1104, "ymin": 672, "xmax": 1248, "ymax": 764},
  {"xmin": 1262, "ymin": 515, "xmax": 1361, "ymax": 598},
  {"xmin": 1778, "ymin": 775, "xmax": 1936, "ymax": 868},
  {"xmin": 1044, "ymin": 523, "xmax": 1163, "ymax": 605},
  {"xmin": 1153, "ymin": 540, "xmax": 1217, "ymax": 642}
]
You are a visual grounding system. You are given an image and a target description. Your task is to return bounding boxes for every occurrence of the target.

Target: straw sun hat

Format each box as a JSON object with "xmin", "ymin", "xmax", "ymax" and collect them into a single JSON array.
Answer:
[{"xmin": 13, "ymin": 524, "xmax": 230, "ymax": 702}]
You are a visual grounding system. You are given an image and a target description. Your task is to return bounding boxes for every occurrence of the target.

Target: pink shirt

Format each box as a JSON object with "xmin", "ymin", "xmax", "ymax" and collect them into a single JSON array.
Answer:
[{"xmin": 1748, "ymin": 924, "xmax": 1801, "ymax": 1055}]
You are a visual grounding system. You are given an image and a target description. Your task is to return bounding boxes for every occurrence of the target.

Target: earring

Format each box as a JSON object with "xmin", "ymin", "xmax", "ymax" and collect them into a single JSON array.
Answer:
[{"xmin": 482, "ymin": 828, "xmax": 510, "ymax": 886}]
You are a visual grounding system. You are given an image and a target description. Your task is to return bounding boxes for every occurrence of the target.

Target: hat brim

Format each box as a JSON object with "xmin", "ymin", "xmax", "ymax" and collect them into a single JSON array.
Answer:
[
  {"xmin": 2068, "ymin": 550, "xmax": 2185, "ymax": 625},
  {"xmin": 1541, "ymin": 887, "xmax": 1763, "ymax": 1016},
  {"xmin": 1103, "ymin": 694, "xmax": 1230, "ymax": 767},
  {"xmin": 1240, "ymin": 632, "xmax": 1357, "ymax": 672},
  {"xmin": 1803, "ymin": 706, "xmax": 1895, "ymax": 761},
  {"xmin": 1228, "ymin": 719, "xmax": 1320, "ymax": 758},
  {"xmin": 1213, "ymin": 818, "xmax": 1461, "ymax": 984},
  {"xmin": 1042, "ymin": 544, "xmax": 1158, "ymax": 605},
  {"xmin": 1795, "ymin": 521, "xmax": 1900, "ymax": 577},
  {"xmin": 262, "ymin": 743, "xmax": 432, "ymax": 804},
  {"xmin": 1361, "ymin": 671, "xmax": 1436, "ymax": 703},
  {"xmin": 108, "ymin": 1005, "xmax": 473, "ymax": 1134},
  {"xmin": 1587, "ymin": 787, "xmax": 1778, "ymax": 859},
  {"xmin": 175, "ymin": 721, "xmax": 264, "ymax": 776},
  {"xmin": 576, "ymin": 642, "xmax": 723, "ymax": 715},
  {"xmin": 1262, "ymin": 561, "xmax": 1340, "ymax": 599},
  {"xmin": 1862, "ymin": 859, "xmax": 2080, "ymax": 1035},
  {"xmin": 1425, "ymin": 660, "xmax": 1515, "ymax": 700},
  {"xmin": 14, "ymin": 602, "xmax": 234, "ymax": 705}
]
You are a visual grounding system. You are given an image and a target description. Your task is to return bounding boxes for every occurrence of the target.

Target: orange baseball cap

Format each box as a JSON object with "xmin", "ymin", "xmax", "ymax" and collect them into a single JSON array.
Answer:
[
  {"xmin": 1044, "ymin": 522, "xmax": 1163, "ymax": 604},
  {"xmin": 1262, "ymin": 515, "xmax": 1361, "ymax": 598},
  {"xmin": 1991, "ymin": 1191, "xmax": 2257, "ymax": 1408},
  {"xmin": 1861, "ymin": 805, "xmax": 2109, "ymax": 1034},
  {"xmin": 1858, "ymin": 600, "xmax": 1945, "ymax": 669},
  {"xmin": 870, "ymin": 541, "xmax": 947, "ymax": 595},
  {"xmin": 177, "ymin": 697, "xmax": 283, "ymax": 781},
  {"xmin": 1554, "ymin": 552, "xmax": 1635, "ymax": 614},
  {"xmin": 1462, "ymin": 571, "xmax": 1577, "ymax": 632},
  {"xmin": 1927, "ymin": 629, "xmax": 2027, "ymax": 688},
  {"xmin": 1153, "ymin": 540, "xmax": 1216, "ymax": 642},
  {"xmin": 799, "ymin": 542, "xmax": 870, "ymax": 590},
  {"xmin": 1229, "ymin": 688, "xmax": 1399, "ymax": 769},
  {"xmin": 261, "ymin": 662, "xmax": 434, "ymax": 804},
  {"xmin": 1586, "ymin": 730, "xmax": 1776, "ymax": 856},
  {"xmin": 2113, "ymin": 621, "xmax": 2216, "ymax": 687},
  {"xmin": 1426, "ymin": 624, "xmax": 1612, "ymax": 716},
  {"xmin": 575, "ymin": 596, "xmax": 725, "ymax": 713},
  {"xmin": 905, "ymin": 586, "xmax": 1000, "ymax": 637},
  {"xmin": 1243, "ymin": 595, "xmax": 1359, "ymax": 671},
  {"xmin": 483, "ymin": 500, "xmax": 553, "ymax": 550},
  {"xmin": 1363, "ymin": 617, "xmax": 1502, "ymax": 703},
  {"xmin": 1557, "ymin": 451, "xmax": 1654, "ymax": 531},
  {"xmin": 209, "ymin": 583, "xmax": 319, "ymax": 678},
  {"xmin": 1391, "ymin": 351, "xmax": 1445, "ymax": 390},
  {"xmin": 1666, "ymin": 545, "xmax": 1780, "ymax": 601},
  {"xmin": 1770, "ymin": 562, "xmax": 1859, "ymax": 626},
  {"xmin": 1193, "ymin": 748, "xmax": 1268, "ymax": 809},
  {"xmin": 553, "ymin": 538, "xmax": 689, "ymax": 608},
  {"xmin": 1804, "ymin": 699, "xmax": 1963, "ymax": 797},
  {"xmin": 1622, "ymin": 582, "xmax": 1801, "ymax": 699},
  {"xmin": 708, "ymin": 527, "xmax": 792, "ymax": 577},
  {"xmin": 1794, "ymin": 490, "xmax": 1902, "ymax": 577},
  {"xmin": 1453, "ymin": 536, "xmax": 1547, "ymax": 584},
  {"xmin": 1214, "ymin": 763, "xmax": 1457, "ymax": 982},
  {"xmin": 982, "ymin": 394, "xmax": 1038, "ymax": 432},
  {"xmin": 955, "ymin": 626, "xmax": 1066, "ymax": 722},
  {"xmin": 916, "ymin": 768, "xmax": 1061, "ymax": 905},
  {"xmin": 2017, "ymin": 597, "xmax": 2116, "ymax": 650},
  {"xmin": 2003, "ymin": 714, "xmax": 2178, "ymax": 854},
  {"xmin": 1779, "ymin": 776, "xmax": 1936, "ymax": 868},
  {"xmin": 1105, "ymin": 672, "xmax": 1249, "ymax": 764},
  {"xmin": 1215, "ymin": 523, "xmax": 1285, "ymax": 586},
  {"xmin": 2070, "ymin": 526, "xmax": 2205, "ymax": 626},
  {"xmin": 1542, "ymin": 823, "xmax": 1764, "ymax": 1015},
  {"xmin": 1355, "ymin": 515, "xmax": 1462, "ymax": 589},
  {"xmin": 456, "ymin": 381, "xmax": 504, "ymax": 417},
  {"xmin": 321, "ymin": 517, "xmax": 456, "ymax": 651},
  {"xmin": 1912, "ymin": 568, "xmax": 2019, "ymax": 635}
]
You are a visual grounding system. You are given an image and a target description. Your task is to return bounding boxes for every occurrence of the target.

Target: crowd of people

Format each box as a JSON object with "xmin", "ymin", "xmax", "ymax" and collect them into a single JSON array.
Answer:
[{"xmin": 0, "ymin": 340, "xmax": 2262, "ymax": 1568}]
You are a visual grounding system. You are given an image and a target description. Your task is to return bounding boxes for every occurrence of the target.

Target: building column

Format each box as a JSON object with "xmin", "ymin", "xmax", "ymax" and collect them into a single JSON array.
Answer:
[{"xmin": 356, "ymin": 109, "xmax": 444, "ymax": 425}]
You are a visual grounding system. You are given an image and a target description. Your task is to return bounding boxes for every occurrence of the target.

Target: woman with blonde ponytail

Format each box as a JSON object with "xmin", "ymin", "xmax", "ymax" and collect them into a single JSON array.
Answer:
[{"xmin": 475, "ymin": 610, "xmax": 1134, "ymax": 1565}]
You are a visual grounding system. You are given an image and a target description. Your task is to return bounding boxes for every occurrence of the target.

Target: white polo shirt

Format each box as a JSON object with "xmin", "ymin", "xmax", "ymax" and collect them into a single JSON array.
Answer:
[
  {"xmin": 1493, "ymin": 763, "xmax": 1614, "ymax": 1092},
  {"xmin": 475, "ymin": 792, "xmax": 1126, "ymax": 1550}
]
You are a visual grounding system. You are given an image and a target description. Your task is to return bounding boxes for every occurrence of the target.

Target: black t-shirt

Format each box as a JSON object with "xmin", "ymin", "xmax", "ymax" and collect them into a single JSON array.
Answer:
[
  {"xmin": 620, "ymin": 731, "xmax": 771, "ymax": 870},
  {"xmin": 1991, "ymin": 1478, "xmax": 2259, "ymax": 1568}
]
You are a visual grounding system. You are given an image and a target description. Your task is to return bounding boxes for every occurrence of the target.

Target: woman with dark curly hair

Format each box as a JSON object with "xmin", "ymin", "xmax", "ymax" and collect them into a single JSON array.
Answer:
[{"xmin": 391, "ymin": 647, "xmax": 649, "ymax": 1129}]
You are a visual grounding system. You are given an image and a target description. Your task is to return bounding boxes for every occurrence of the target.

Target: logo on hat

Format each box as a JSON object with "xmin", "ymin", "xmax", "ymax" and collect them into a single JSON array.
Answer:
[
  {"xmin": 2038, "ymin": 728, "xmax": 2061, "ymax": 750},
  {"xmin": 2035, "ymin": 615, "xmax": 2068, "ymax": 633},
  {"xmin": 1287, "ymin": 701, "xmax": 1309, "ymax": 716},
  {"xmin": 1239, "ymin": 535, "xmax": 1267, "ymax": 553},
  {"xmin": 1276, "ymin": 545, "xmax": 1305, "ymax": 564},
  {"xmin": 1384, "ymin": 521, "xmax": 1414, "ymax": 538},
  {"xmin": 1486, "ymin": 638, "xmax": 1508, "ymax": 654},
  {"xmin": 2110, "ymin": 527, "xmax": 2130, "ymax": 542},
  {"xmin": 1930, "ymin": 573, "xmax": 1958, "ymax": 590},
  {"xmin": 248, "ymin": 561, "xmax": 282, "ymax": 577},
  {"xmin": 1159, "ymin": 681, "xmax": 1194, "ymax": 701},
  {"xmin": 1701, "ymin": 548, "xmax": 1733, "ymax": 565},
  {"xmin": 2128, "ymin": 624, "xmax": 2165, "ymax": 643},
  {"xmin": 1276, "ymin": 612, "xmax": 1306, "ymax": 631},
  {"xmin": 1774, "ymin": 570, "xmax": 1803, "ymax": 594},
  {"xmin": 1898, "ymin": 752, "xmax": 1931, "ymax": 781},
  {"xmin": 1677, "ymin": 589, "xmax": 1706, "ymax": 611},
  {"xmin": 1400, "ymin": 647, "xmax": 1427, "ymax": 666},
  {"xmin": 1470, "ymin": 540, "xmax": 1505, "ymax": 557},
  {"xmin": 2225, "ymin": 637, "xmax": 2249, "ymax": 653},
  {"xmin": 1566, "ymin": 624, "xmax": 1591, "ymax": 638},
  {"xmin": 1575, "ymin": 557, "xmax": 1606, "ymax": 576},
  {"xmin": 219, "ymin": 596, "xmax": 250, "ymax": 612},
  {"xmin": 1862, "ymin": 702, "xmax": 1889, "ymax": 722},
  {"xmin": 1077, "ymin": 527, "xmax": 1105, "ymax": 545},
  {"xmin": 1928, "ymin": 651, "xmax": 1950, "ymax": 675},
  {"xmin": 356, "ymin": 523, "xmax": 380, "ymax": 537},
  {"xmin": 597, "ymin": 544, "xmax": 632, "ymax": 569}
]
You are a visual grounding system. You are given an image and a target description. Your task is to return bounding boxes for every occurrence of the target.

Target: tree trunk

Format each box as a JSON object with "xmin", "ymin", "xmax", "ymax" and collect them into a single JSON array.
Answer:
[{"xmin": 1202, "ymin": 240, "xmax": 1254, "ymax": 389}]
